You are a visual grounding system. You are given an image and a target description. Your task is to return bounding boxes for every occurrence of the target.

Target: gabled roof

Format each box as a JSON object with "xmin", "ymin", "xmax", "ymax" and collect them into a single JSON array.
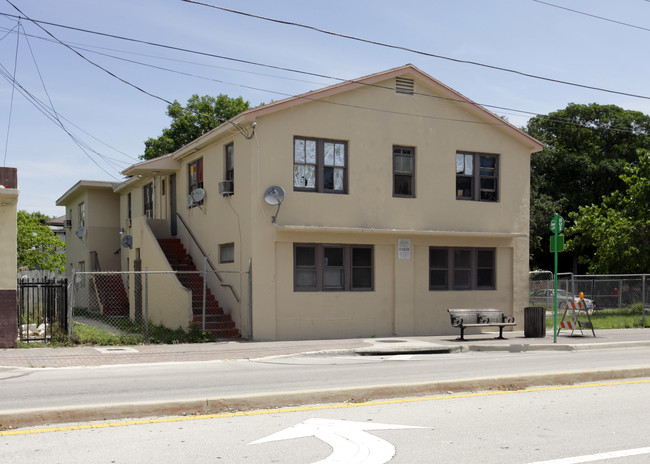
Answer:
[
  {"xmin": 56, "ymin": 180, "xmax": 118, "ymax": 206},
  {"xmin": 121, "ymin": 152, "xmax": 179, "ymax": 177},
  {"xmin": 171, "ymin": 64, "xmax": 542, "ymax": 160}
]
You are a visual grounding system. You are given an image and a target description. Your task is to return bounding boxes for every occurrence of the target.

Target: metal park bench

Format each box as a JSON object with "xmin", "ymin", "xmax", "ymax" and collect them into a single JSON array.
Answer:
[{"xmin": 447, "ymin": 309, "xmax": 516, "ymax": 341}]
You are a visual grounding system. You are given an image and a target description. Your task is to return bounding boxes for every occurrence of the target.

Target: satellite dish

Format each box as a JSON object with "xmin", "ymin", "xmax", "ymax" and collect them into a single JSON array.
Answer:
[
  {"xmin": 191, "ymin": 188, "xmax": 205, "ymax": 203},
  {"xmin": 120, "ymin": 234, "xmax": 133, "ymax": 249},
  {"xmin": 263, "ymin": 186, "xmax": 285, "ymax": 205},
  {"xmin": 76, "ymin": 227, "xmax": 87, "ymax": 239},
  {"xmin": 263, "ymin": 186, "xmax": 285, "ymax": 224}
]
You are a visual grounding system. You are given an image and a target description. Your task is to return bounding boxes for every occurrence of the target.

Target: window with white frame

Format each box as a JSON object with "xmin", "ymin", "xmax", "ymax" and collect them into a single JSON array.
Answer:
[
  {"xmin": 294, "ymin": 137, "xmax": 347, "ymax": 193},
  {"xmin": 219, "ymin": 243, "xmax": 234, "ymax": 264}
]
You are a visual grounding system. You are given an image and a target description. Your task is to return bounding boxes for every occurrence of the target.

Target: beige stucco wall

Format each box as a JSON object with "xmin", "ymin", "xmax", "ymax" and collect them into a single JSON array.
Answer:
[
  {"xmin": 128, "ymin": 216, "xmax": 192, "ymax": 329},
  {"xmin": 86, "ymin": 188, "xmax": 120, "ymax": 271},
  {"xmin": 60, "ymin": 189, "xmax": 88, "ymax": 276},
  {"xmin": 242, "ymin": 72, "xmax": 534, "ymax": 339},
  {"xmin": 173, "ymin": 133, "xmax": 253, "ymax": 334},
  {"xmin": 0, "ymin": 188, "xmax": 19, "ymax": 290},
  {"xmin": 114, "ymin": 68, "xmax": 537, "ymax": 340},
  {"xmin": 57, "ymin": 183, "xmax": 120, "ymax": 274}
]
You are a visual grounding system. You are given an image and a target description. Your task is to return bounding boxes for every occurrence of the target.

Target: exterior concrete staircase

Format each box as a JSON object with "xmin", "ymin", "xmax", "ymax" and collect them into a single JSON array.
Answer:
[
  {"xmin": 157, "ymin": 238, "xmax": 240, "ymax": 339},
  {"xmin": 94, "ymin": 274, "xmax": 129, "ymax": 317}
]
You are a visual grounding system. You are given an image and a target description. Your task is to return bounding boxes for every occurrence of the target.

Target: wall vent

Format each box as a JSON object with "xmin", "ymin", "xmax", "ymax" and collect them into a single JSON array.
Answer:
[{"xmin": 396, "ymin": 77, "xmax": 415, "ymax": 95}]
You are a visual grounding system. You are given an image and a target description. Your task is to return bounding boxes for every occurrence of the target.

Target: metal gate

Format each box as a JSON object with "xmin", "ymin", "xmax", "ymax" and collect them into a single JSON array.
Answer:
[{"xmin": 17, "ymin": 277, "xmax": 68, "ymax": 342}]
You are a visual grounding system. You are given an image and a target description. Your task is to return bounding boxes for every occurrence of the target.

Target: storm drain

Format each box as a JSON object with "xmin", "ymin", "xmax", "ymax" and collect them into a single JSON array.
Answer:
[
  {"xmin": 356, "ymin": 339, "xmax": 455, "ymax": 355},
  {"xmin": 94, "ymin": 347, "xmax": 140, "ymax": 354}
]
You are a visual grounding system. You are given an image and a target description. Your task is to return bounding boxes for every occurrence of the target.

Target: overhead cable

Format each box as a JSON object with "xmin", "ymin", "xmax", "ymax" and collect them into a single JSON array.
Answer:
[
  {"xmin": 532, "ymin": 0, "xmax": 650, "ymax": 33},
  {"xmin": 0, "ymin": 17, "xmax": 640, "ymax": 136},
  {"xmin": 2, "ymin": 17, "xmax": 19, "ymax": 166},
  {"xmin": 2, "ymin": 5, "xmax": 650, "ymax": 102},
  {"xmin": 181, "ymin": 0, "xmax": 650, "ymax": 101}
]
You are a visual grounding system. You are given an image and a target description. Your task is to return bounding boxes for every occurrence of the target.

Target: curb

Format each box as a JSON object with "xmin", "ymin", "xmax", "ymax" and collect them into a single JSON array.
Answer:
[{"xmin": 3, "ymin": 366, "xmax": 649, "ymax": 430}]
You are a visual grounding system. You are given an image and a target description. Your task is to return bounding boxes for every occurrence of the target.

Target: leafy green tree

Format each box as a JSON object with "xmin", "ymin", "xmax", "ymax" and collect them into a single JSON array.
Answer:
[
  {"xmin": 526, "ymin": 103, "xmax": 650, "ymax": 271},
  {"xmin": 142, "ymin": 94, "xmax": 250, "ymax": 160},
  {"xmin": 17, "ymin": 211, "xmax": 65, "ymax": 272},
  {"xmin": 566, "ymin": 150, "xmax": 650, "ymax": 273}
]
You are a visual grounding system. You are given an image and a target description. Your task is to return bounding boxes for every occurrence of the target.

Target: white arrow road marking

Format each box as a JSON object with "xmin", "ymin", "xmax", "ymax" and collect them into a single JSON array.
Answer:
[
  {"xmin": 527, "ymin": 446, "xmax": 650, "ymax": 464},
  {"xmin": 250, "ymin": 418, "xmax": 425, "ymax": 464}
]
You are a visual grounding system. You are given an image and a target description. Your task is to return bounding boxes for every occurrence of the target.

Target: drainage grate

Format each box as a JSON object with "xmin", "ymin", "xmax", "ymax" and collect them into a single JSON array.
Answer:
[{"xmin": 94, "ymin": 347, "xmax": 139, "ymax": 354}]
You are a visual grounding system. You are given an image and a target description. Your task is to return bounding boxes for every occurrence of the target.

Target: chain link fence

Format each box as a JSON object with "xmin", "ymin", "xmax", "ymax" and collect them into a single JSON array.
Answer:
[
  {"xmin": 70, "ymin": 269, "xmax": 249, "ymax": 343},
  {"xmin": 529, "ymin": 272, "xmax": 648, "ymax": 320}
]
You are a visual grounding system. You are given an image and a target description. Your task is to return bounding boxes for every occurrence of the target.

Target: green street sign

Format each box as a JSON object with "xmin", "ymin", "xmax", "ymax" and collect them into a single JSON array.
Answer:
[
  {"xmin": 550, "ymin": 234, "xmax": 565, "ymax": 253},
  {"xmin": 550, "ymin": 214, "xmax": 564, "ymax": 233}
]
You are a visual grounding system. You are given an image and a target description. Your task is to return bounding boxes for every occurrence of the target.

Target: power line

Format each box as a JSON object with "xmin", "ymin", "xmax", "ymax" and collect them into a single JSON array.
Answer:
[
  {"xmin": 22, "ymin": 22, "xmax": 134, "ymax": 170},
  {"xmin": 5, "ymin": 1, "xmax": 176, "ymax": 107},
  {"xmin": 0, "ymin": 19, "xmax": 133, "ymax": 176},
  {"xmin": 3, "ymin": 5, "xmax": 650, "ymax": 102},
  {"xmin": 75, "ymin": 41, "xmax": 640, "ymax": 135},
  {"xmin": 0, "ymin": 16, "xmax": 641, "ymax": 137},
  {"xmin": 2, "ymin": 17, "xmax": 18, "ymax": 166},
  {"xmin": 0, "ymin": 62, "xmax": 121, "ymax": 178},
  {"xmin": 0, "ymin": 5, "xmax": 642, "ymax": 168},
  {"xmin": 180, "ymin": 0, "xmax": 650, "ymax": 101},
  {"xmin": 532, "ymin": 0, "xmax": 650, "ymax": 33},
  {"xmin": 0, "ymin": 11, "xmax": 339, "ymax": 82}
]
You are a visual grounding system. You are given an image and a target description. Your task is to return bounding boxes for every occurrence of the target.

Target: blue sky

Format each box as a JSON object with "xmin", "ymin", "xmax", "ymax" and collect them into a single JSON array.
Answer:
[{"xmin": 1, "ymin": 0, "xmax": 649, "ymax": 217}]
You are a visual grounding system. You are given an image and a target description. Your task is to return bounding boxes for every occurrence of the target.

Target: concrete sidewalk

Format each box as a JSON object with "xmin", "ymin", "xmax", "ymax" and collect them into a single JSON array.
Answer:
[
  {"xmin": 1, "ymin": 328, "xmax": 648, "ymax": 368},
  {"xmin": 1, "ymin": 328, "xmax": 648, "ymax": 430}
]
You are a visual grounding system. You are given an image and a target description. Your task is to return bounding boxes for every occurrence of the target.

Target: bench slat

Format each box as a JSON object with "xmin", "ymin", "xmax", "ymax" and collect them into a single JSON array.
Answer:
[{"xmin": 447, "ymin": 308, "xmax": 516, "ymax": 341}]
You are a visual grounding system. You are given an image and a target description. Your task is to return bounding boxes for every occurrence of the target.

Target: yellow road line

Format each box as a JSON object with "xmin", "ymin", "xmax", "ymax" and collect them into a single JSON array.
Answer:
[{"xmin": 2, "ymin": 378, "xmax": 648, "ymax": 437}]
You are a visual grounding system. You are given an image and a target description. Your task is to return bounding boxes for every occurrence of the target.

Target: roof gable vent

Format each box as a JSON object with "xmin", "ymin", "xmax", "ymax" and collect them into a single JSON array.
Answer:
[{"xmin": 396, "ymin": 77, "xmax": 414, "ymax": 95}]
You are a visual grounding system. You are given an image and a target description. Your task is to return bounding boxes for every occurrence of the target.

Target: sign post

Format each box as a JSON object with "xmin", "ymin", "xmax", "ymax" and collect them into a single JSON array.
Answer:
[{"xmin": 549, "ymin": 213, "xmax": 564, "ymax": 343}]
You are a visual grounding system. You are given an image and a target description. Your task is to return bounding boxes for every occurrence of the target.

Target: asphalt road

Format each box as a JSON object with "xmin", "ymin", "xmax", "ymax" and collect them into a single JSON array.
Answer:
[
  {"xmin": 2, "ymin": 378, "xmax": 649, "ymax": 463},
  {"xmin": 1, "ymin": 346, "xmax": 650, "ymax": 428}
]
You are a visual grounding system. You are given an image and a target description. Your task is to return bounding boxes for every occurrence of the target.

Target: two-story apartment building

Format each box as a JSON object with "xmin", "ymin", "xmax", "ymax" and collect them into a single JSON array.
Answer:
[
  {"xmin": 56, "ymin": 180, "xmax": 121, "ymax": 274},
  {"xmin": 60, "ymin": 64, "xmax": 543, "ymax": 340}
]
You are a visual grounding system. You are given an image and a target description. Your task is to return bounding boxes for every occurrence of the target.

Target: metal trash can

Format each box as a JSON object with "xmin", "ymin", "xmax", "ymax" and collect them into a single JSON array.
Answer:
[{"xmin": 524, "ymin": 306, "xmax": 546, "ymax": 338}]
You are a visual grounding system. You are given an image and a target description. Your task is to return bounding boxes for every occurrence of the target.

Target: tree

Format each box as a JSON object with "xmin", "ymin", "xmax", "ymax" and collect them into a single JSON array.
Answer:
[
  {"xmin": 565, "ymin": 150, "xmax": 650, "ymax": 273},
  {"xmin": 17, "ymin": 211, "xmax": 65, "ymax": 272},
  {"xmin": 142, "ymin": 94, "xmax": 250, "ymax": 160},
  {"xmin": 526, "ymin": 103, "xmax": 650, "ymax": 271}
]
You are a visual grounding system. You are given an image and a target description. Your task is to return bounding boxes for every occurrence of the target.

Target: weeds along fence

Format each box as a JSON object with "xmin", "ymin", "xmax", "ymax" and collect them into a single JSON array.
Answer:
[
  {"xmin": 529, "ymin": 271, "xmax": 649, "ymax": 321},
  {"xmin": 70, "ymin": 268, "xmax": 250, "ymax": 343}
]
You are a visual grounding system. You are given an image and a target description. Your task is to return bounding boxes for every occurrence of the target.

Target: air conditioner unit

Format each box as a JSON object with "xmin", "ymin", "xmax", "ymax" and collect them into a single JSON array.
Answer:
[
  {"xmin": 218, "ymin": 180, "xmax": 234, "ymax": 195},
  {"xmin": 64, "ymin": 219, "xmax": 72, "ymax": 228}
]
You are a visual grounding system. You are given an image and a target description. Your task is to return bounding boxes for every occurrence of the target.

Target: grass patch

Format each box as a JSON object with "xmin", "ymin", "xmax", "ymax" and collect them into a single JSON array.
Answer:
[
  {"xmin": 18, "ymin": 309, "xmax": 215, "ymax": 347},
  {"xmin": 70, "ymin": 321, "xmax": 213, "ymax": 346},
  {"xmin": 546, "ymin": 303, "xmax": 650, "ymax": 329}
]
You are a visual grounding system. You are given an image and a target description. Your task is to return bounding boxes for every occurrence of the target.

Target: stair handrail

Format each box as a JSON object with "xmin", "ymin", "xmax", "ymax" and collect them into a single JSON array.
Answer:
[
  {"xmin": 90, "ymin": 251, "xmax": 101, "ymax": 271},
  {"xmin": 175, "ymin": 213, "xmax": 240, "ymax": 302}
]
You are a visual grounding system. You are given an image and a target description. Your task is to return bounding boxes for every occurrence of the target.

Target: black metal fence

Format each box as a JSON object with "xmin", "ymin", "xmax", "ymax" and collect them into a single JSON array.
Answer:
[{"xmin": 17, "ymin": 277, "xmax": 68, "ymax": 342}]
